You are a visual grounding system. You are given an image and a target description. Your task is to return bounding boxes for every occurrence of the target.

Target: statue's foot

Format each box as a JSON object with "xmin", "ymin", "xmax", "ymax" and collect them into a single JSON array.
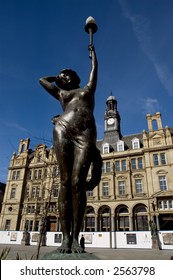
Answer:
[
  {"xmin": 56, "ymin": 239, "xmax": 71, "ymax": 254},
  {"xmin": 71, "ymin": 240, "xmax": 85, "ymax": 253}
]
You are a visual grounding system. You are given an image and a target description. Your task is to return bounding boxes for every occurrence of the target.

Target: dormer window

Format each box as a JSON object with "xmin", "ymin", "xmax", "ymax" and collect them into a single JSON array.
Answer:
[
  {"xmin": 132, "ymin": 138, "xmax": 140, "ymax": 149},
  {"xmin": 103, "ymin": 143, "xmax": 110, "ymax": 154},
  {"xmin": 117, "ymin": 140, "xmax": 124, "ymax": 152}
]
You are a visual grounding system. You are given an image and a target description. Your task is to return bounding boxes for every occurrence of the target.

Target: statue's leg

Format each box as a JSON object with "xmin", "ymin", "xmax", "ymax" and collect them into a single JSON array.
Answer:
[
  {"xmin": 71, "ymin": 145, "xmax": 91, "ymax": 253},
  {"xmin": 53, "ymin": 125, "xmax": 73, "ymax": 253}
]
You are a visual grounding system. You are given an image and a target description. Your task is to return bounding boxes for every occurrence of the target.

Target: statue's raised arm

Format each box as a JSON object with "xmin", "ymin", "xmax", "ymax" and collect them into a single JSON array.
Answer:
[{"xmin": 87, "ymin": 44, "xmax": 98, "ymax": 94}]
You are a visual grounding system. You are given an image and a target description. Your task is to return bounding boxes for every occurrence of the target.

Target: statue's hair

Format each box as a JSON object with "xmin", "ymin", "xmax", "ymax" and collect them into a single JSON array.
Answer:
[{"xmin": 60, "ymin": 69, "xmax": 80, "ymax": 85}]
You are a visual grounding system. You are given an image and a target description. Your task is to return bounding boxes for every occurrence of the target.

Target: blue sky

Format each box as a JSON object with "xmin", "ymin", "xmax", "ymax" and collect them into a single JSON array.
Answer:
[{"xmin": 1, "ymin": 0, "xmax": 173, "ymax": 182}]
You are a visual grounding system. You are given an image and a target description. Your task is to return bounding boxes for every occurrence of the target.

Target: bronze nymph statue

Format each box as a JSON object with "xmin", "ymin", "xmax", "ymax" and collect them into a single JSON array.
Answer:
[{"xmin": 39, "ymin": 42, "xmax": 102, "ymax": 253}]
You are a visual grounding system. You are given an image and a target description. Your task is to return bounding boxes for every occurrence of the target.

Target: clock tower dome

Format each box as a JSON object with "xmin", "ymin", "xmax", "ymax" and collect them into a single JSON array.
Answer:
[{"xmin": 103, "ymin": 93, "xmax": 122, "ymax": 146}]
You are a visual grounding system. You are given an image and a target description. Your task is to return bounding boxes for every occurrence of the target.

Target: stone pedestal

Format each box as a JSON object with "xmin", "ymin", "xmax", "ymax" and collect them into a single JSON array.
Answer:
[
  {"xmin": 21, "ymin": 231, "xmax": 30, "ymax": 246},
  {"xmin": 152, "ymin": 236, "xmax": 159, "ymax": 249},
  {"xmin": 42, "ymin": 250, "xmax": 100, "ymax": 260}
]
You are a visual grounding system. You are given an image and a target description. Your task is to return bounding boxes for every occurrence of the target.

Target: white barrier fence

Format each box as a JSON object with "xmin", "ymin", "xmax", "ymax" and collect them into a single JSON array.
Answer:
[{"xmin": 0, "ymin": 230, "xmax": 173, "ymax": 249}]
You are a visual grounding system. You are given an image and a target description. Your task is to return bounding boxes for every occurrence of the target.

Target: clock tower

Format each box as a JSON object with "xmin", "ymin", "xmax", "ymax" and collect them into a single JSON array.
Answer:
[{"xmin": 103, "ymin": 94, "xmax": 122, "ymax": 146}]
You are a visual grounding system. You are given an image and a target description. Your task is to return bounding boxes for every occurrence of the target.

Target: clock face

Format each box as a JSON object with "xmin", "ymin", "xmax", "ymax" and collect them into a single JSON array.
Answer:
[{"xmin": 107, "ymin": 118, "xmax": 115, "ymax": 125}]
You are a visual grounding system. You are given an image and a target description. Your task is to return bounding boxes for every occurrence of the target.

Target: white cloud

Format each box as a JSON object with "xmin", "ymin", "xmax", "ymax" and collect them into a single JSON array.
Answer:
[
  {"xmin": 0, "ymin": 119, "xmax": 28, "ymax": 132},
  {"xmin": 143, "ymin": 97, "xmax": 161, "ymax": 114},
  {"xmin": 118, "ymin": 0, "xmax": 173, "ymax": 96}
]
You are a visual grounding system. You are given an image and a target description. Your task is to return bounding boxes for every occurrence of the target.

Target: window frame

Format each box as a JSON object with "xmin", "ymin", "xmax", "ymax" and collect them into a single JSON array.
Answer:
[
  {"xmin": 118, "ymin": 180, "xmax": 126, "ymax": 195},
  {"xmin": 135, "ymin": 179, "xmax": 143, "ymax": 193},
  {"xmin": 102, "ymin": 182, "xmax": 109, "ymax": 196},
  {"xmin": 117, "ymin": 141, "xmax": 124, "ymax": 152},
  {"xmin": 132, "ymin": 138, "xmax": 140, "ymax": 149},
  {"xmin": 106, "ymin": 161, "xmax": 111, "ymax": 173},
  {"xmin": 10, "ymin": 187, "xmax": 16, "ymax": 199},
  {"xmin": 159, "ymin": 175, "xmax": 167, "ymax": 191},
  {"xmin": 103, "ymin": 143, "xmax": 110, "ymax": 154},
  {"xmin": 115, "ymin": 160, "xmax": 120, "ymax": 172}
]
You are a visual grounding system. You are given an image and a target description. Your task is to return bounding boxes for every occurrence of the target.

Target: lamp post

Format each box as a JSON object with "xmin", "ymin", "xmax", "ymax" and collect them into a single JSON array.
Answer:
[{"xmin": 85, "ymin": 16, "xmax": 98, "ymax": 57}]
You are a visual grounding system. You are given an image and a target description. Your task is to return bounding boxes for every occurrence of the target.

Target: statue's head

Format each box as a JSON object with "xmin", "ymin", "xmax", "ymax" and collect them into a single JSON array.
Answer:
[{"xmin": 56, "ymin": 69, "xmax": 80, "ymax": 90}]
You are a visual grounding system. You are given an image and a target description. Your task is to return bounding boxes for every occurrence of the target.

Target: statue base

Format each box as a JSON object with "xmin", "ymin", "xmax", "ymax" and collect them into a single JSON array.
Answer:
[
  {"xmin": 152, "ymin": 236, "xmax": 159, "ymax": 249},
  {"xmin": 41, "ymin": 250, "xmax": 100, "ymax": 260}
]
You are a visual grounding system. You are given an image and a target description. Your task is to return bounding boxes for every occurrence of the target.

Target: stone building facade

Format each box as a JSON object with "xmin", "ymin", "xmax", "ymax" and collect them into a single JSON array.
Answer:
[{"xmin": 0, "ymin": 95, "xmax": 173, "ymax": 232}]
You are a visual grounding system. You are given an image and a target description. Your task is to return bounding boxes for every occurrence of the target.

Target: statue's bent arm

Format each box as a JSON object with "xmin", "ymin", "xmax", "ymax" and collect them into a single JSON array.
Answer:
[{"xmin": 39, "ymin": 76, "xmax": 60, "ymax": 100}]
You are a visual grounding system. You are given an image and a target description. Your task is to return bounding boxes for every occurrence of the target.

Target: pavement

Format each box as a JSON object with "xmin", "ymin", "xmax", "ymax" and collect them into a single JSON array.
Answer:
[{"xmin": 0, "ymin": 244, "xmax": 173, "ymax": 260}]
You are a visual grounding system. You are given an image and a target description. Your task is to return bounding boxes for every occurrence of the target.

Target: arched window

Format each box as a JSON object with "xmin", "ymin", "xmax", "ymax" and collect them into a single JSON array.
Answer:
[
  {"xmin": 84, "ymin": 207, "xmax": 95, "ymax": 232},
  {"xmin": 98, "ymin": 206, "xmax": 111, "ymax": 231},
  {"xmin": 115, "ymin": 205, "xmax": 129, "ymax": 231},
  {"xmin": 133, "ymin": 204, "xmax": 149, "ymax": 231}
]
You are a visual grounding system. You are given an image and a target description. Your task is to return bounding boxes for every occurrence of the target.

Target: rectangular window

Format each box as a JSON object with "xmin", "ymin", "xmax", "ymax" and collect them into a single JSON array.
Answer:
[
  {"xmin": 34, "ymin": 170, "xmax": 38, "ymax": 180},
  {"xmin": 102, "ymin": 182, "xmax": 109, "ymax": 196},
  {"xmin": 27, "ymin": 206, "xmax": 31, "ymax": 214},
  {"xmin": 135, "ymin": 179, "xmax": 143, "ymax": 193},
  {"xmin": 27, "ymin": 206, "xmax": 35, "ymax": 214},
  {"xmin": 103, "ymin": 144, "xmax": 109, "ymax": 154},
  {"xmin": 52, "ymin": 185, "xmax": 58, "ymax": 197},
  {"xmin": 32, "ymin": 205, "xmax": 36, "ymax": 213},
  {"xmin": 31, "ymin": 187, "xmax": 36, "ymax": 198},
  {"xmin": 115, "ymin": 161, "xmax": 120, "ymax": 172},
  {"xmin": 42, "ymin": 188, "xmax": 45, "ymax": 199},
  {"xmin": 169, "ymin": 200, "xmax": 173, "ymax": 209},
  {"xmin": 158, "ymin": 201, "xmax": 162, "ymax": 209},
  {"xmin": 160, "ymin": 153, "xmax": 166, "ymax": 165},
  {"xmin": 106, "ymin": 162, "xmax": 111, "ymax": 172},
  {"xmin": 133, "ymin": 141, "xmax": 139, "ymax": 149},
  {"xmin": 34, "ymin": 221, "xmax": 40, "ymax": 231},
  {"xmin": 48, "ymin": 203, "xmax": 56, "ymax": 212},
  {"xmin": 153, "ymin": 154, "xmax": 159, "ymax": 166},
  {"xmin": 10, "ymin": 188, "xmax": 16, "ymax": 199},
  {"xmin": 132, "ymin": 139, "xmax": 140, "ymax": 149},
  {"xmin": 122, "ymin": 160, "xmax": 126, "ymax": 171},
  {"xmin": 163, "ymin": 200, "xmax": 167, "ymax": 209},
  {"xmin": 53, "ymin": 167, "xmax": 59, "ymax": 177},
  {"xmin": 37, "ymin": 205, "xmax": 41, "ymax": 214},
  {"xmin": 117, "ymin": 142, "xmax": 124, "ymax": 152},
  {"xmin": 25, "ymin": 220, "xmax": 33, "ymax": 231},
  {"xmin": 28, "ymin": 170, "xmax": 32, "ymax": 180},
  {"xmin": 34, "ymin": 170, "xmax": 42, "ymax": 180},
  {"xmin": 12, "ymin": 170, "xmax": 20, "ymax": 180},
  {"xmin": 38, "ymin": 170, "xmax": 42, "ymax": 179},
  {"xmin": 118, "ymin": 181, "xmax": 125, "ymax": 195},
  {"xmin": 25, "ymin": 186, "xmax": 30, "ymax": 198},
  {"xmin": 131, "ymin": 159, "xmax": 136, "ymax": 170},
  {"xmin": 87, "ymin": 190, "xmax": 93, "ymax": 197},
  {"xmin": 138, "ymin": 158, "xmax": 143, "ymax": 169},
  {"xmin": 36, "ymin": 187, "xmax": 40, "ymax": 197},
  {"xmin": 159, "ymin": 176, "xmax": 167, "ymax": 191},
  {"xmin": 4, "ymin": 220, "xmax": 11, "ymax": 230}
]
